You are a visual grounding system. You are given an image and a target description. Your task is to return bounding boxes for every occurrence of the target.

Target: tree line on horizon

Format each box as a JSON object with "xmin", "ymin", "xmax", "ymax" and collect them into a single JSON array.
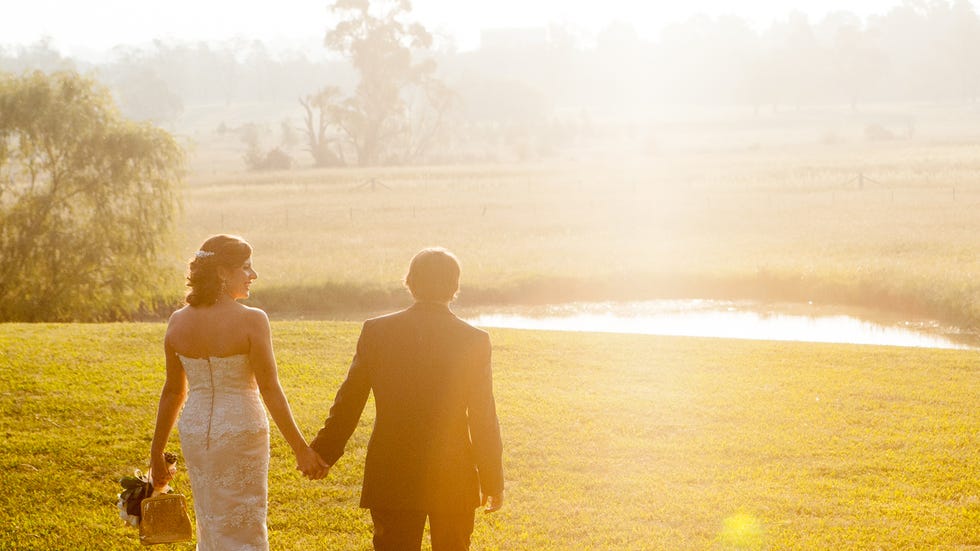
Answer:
[
  {"xmin": 2, "ymin": 0, "xmax": 979, "ymax": 167},
  {"xmin": 3, "ymin": 2, "xmax": 977, "ymax": 110}
]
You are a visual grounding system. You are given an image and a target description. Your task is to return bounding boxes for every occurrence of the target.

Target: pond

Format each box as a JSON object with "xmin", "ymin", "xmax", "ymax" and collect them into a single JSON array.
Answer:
[{"xmin": 460, "ymin": 299, "xmax": 976, "ymax": 350}]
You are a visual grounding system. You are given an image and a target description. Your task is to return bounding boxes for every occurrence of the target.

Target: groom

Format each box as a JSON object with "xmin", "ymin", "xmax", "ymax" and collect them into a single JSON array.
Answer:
[{"xmin": 310, "ymin": 247, "xmax": 504, "ymax": 551}]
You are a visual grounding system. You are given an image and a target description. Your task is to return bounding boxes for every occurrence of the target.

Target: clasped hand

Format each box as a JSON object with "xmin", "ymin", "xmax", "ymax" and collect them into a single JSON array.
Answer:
[{"xmin": 295, "ymin": 446, "xmax": 331, "ymax": 480}]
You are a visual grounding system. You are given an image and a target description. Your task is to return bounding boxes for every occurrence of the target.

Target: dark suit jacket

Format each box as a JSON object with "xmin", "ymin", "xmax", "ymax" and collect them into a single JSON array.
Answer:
[{"xmin": 311, "ymin": 301, "xmax": 504, "ymax": 511}]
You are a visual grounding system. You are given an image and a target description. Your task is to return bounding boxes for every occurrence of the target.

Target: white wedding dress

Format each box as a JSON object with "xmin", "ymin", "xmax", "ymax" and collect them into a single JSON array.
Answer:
[{"xmin": 177, "ymin": 354, "xmax": 270, "ymax": 551}]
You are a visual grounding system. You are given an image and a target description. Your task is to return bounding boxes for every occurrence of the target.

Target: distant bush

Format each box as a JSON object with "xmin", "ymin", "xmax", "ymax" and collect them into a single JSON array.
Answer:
[
  {"xmin": 864, "ymin": 124, "xmax": 895, "ymax": 141},
  {"xmin": 820, "ymin": 130, "xmax": 842, "ymax": 145},
  {"xmin": 244, "ymin": 147, "xmax": 293, "ymax": 171}
]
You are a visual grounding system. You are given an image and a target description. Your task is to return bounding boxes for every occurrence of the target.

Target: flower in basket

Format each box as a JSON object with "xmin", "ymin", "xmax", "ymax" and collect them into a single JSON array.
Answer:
[{"xmin": 117, "ymin": 451, "xmax": 178, "ymax": 527}]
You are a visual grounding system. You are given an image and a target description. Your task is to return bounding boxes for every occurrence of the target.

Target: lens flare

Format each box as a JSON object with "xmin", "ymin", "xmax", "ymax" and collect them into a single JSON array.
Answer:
[{"xmin": 718, "ymin": 513, "xmax": 764, "ymax": 549}]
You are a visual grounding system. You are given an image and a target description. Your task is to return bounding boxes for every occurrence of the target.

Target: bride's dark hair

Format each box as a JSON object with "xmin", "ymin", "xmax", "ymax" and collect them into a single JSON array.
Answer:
[{"xmin": 185, "ymin": 234, "xmax": 252, "ymax": 306}]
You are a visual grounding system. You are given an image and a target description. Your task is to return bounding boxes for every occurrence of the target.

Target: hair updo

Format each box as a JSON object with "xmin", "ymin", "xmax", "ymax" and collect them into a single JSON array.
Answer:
[{"xmin": 185, "ymin": 234, "xmax": 252, "ymax": 306}]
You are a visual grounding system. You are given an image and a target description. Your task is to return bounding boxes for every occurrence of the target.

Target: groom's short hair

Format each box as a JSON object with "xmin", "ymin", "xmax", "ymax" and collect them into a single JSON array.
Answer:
[{"xmin": 404, "ymin": 247, "xmax": 460, "ymax": 303}]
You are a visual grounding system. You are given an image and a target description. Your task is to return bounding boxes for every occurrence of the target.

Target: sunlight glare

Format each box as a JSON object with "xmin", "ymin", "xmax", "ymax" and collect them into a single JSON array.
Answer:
[
  {"xmin": 718, "ymin": 513, "xmax": 764, "ymax": 549},
  {"xmin": 464, "ymin": 300, "xmax": 973, "ymax": 350}
]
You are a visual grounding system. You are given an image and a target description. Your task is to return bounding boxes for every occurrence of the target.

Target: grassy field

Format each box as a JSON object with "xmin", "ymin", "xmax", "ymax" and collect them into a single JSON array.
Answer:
[
  {"xmin": 174, "ymin": 139, "xmax": 980, "ymax": 328},
  {"xmin": 1, "ymin": 322, "xmax": 977, "ymax": 550}
]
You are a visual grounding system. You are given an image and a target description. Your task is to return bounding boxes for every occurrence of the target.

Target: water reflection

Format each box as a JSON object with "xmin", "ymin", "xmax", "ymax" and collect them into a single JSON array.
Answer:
[{"xmin": 463, "ymin": 300, "xmax": 975, "ymax": 350}]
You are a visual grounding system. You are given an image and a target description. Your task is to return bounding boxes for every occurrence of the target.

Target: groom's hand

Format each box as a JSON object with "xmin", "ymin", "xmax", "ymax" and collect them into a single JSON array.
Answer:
[
  {"xmin": 306, "ymin": 456, "xmax": 331, "ymax": 480},
  {"xmin": 296, "ymin": 446, "xmax": 331, "ymax": 480},
  {"xmin": 482, "ymin": 491, "xmax": 504, "ymax": 513},
  {"xmin": 303, "ymin": 463, "xmax": 330, "ymax": 480}
]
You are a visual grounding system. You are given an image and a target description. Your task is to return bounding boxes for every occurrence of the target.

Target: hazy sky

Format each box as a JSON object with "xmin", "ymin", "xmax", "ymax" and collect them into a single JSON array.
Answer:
[{"xmin": 2, "ymin": 0, "xmax": 904, "ymax": 59}]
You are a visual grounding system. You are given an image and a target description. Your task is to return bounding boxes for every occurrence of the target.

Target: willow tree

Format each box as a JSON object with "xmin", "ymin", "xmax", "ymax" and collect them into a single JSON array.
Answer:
[{"xmin": 0, "ymin": 71, "xmax": 184, "ymax": 321}]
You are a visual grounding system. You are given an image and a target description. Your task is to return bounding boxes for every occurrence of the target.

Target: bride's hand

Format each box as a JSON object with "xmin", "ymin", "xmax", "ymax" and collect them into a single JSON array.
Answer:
[
  {"xmin": 295, "ymin": 446, "xmax": 330, "ymax": 480},
  {"xmin": 149, "ymin": 454, "xmax": 174, "ymax": 492}
]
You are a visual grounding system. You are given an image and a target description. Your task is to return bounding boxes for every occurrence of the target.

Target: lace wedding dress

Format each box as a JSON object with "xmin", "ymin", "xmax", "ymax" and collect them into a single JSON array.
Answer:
[{"xmin": 177, "ymin": 354, "xmax": 270, "ymax": 551}]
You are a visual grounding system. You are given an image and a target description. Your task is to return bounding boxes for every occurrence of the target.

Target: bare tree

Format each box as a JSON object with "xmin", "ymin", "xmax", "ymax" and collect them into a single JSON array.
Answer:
[
  {"xmin": 831, "ymin": 22, "xmax": 886, "ymax": 110},
  {"xmin": 309, "ymin": 0, "xmax": 451, "ymax": 166},
  {"xmin": 299, "ymin": 88, "xmax": 345, "ymax": 167}
]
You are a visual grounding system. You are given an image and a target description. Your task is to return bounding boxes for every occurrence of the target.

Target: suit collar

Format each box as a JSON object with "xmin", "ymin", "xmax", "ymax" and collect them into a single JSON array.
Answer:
[{"xmin": 408, "ymin": 301, "xmax": 454, "ymax": 316}]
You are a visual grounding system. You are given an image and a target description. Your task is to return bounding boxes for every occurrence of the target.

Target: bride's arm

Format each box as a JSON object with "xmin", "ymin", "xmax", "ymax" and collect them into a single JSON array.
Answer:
[
  {"xmin": 248, "ymin": 309, "xmax": 330, "ymax": 478},
  {"xmin": 149, "ymin": 338, "xmax": 188, "ymax": 490}
]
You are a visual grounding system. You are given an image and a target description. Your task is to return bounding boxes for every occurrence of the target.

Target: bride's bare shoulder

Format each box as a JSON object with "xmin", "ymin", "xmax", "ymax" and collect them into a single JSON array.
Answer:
[
  {"xmin": 164, "ymin": 305, "xmax": 193, "ymax": 350},
  {"xmin": 169, "ymin": 304, "xmax": 193, "ymax": 319},
  {"xmin": 166, "ymin": 305, "xmax": 193, "ymax": 327},
  {"xmin": 240, "ymin": 304, "xmax": 270, "ymax": 323}
]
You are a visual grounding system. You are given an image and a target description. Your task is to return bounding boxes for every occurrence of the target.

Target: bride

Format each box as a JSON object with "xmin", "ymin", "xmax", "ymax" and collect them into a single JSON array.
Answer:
[{"xmin": 149, "ymin": 234, "xmax": 328, "ymax": 550}]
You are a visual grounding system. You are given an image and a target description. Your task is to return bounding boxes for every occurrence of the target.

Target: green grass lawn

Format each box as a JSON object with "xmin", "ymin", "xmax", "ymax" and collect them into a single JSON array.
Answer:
[{"xmin": 1, "ymin": 322, "xmax": 977, "ymax": 550}]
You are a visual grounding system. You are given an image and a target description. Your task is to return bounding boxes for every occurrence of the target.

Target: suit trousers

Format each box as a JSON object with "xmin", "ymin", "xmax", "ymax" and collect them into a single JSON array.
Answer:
[{"xmin": 370, "ymin": 508, "xmax": 476, "ymax": 551}]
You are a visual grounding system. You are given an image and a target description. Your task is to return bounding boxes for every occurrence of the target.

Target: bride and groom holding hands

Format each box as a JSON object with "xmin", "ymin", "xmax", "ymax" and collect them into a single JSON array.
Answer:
[{"xmin": 149, "ymin": 235, "xmax": 504, "ymax": 550}]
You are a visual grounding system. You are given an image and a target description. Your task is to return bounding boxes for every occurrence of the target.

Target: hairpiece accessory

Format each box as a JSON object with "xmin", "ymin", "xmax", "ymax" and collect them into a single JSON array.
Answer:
[{"xmin": 194, "ymin": 251, "xmax": 215, "ymax": 259}]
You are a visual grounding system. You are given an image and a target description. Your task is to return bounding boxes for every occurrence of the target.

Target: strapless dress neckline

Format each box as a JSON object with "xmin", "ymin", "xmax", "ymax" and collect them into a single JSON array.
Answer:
[{"xmin": 176, "ymin": 353, "xmax": 248, "ymax": 362}]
